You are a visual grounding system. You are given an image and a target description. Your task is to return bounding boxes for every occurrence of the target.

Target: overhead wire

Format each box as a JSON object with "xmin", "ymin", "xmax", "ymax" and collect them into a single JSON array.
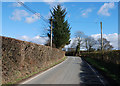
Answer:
[
  {"xmin": 17, "ymin": 0, "xmax": 49, "ymax": 24},
  {"xmin": 16, "ymin": 0, "xmax": 50, "ymax": 37},
  {"xmin": 70, "ymin": 20, "xmax": 99, "ymax": 24},
  {"xmin": 16, "ymin": 0, "xmax": 101, "ymax": 37},
  {"xmin": 17, "ymin": 0, "xmax": 99, "ymax": 26}
]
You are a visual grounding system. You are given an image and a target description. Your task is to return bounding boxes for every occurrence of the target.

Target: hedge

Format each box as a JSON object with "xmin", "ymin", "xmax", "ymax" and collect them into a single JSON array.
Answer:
[
  {"xmin": 1, "ymin": 36, "xmax": 65, "ymax": 84},
  {"xmin": 81, "ymin": 50, "xmax": 120, "ymax": 85},
  {"xmin": 81, "ymin": 50, "xmax": 120, "ymax": 64}
]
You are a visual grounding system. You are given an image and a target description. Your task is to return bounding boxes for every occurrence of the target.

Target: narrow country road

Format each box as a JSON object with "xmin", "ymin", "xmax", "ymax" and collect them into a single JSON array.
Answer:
[{"xmin": 20, "ymin": 56, "xmax": 108, "ymax": 85}]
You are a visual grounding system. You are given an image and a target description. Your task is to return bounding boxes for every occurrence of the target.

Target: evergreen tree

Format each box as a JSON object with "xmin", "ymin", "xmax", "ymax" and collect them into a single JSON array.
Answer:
[
  {"xmin": 47, "ymin": 4, "xmax": 71, "ymax": 49},
  {"xmin": 75, "ymin": 42, "xmax": 80, "ymax": 56}
]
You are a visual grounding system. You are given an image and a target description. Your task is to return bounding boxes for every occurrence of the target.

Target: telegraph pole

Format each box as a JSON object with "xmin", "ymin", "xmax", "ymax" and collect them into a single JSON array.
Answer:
[
  {"xmin": 100, "ymin": 22, "xmax": 103, "ymax": 51},
  {"xmin": 50, "ymin": 17, "xmax": 52, "ymax": 48}
]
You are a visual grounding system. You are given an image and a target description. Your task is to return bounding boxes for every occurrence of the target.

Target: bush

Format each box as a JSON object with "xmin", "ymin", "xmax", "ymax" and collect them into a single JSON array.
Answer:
[
  {"xmin": 2, "ymin": 36, "xmax": 65, "ymax": 84},
  {"xmin": 65, "ymin": 51, "xmax": 76, "ymax": 56},
  {"xmin": 81, "ymin": 50, "xmax": 120, "ymax": 85},
  {"xmin": 81, "ymin": 50, "xmax": 120, "ymax": 64}
]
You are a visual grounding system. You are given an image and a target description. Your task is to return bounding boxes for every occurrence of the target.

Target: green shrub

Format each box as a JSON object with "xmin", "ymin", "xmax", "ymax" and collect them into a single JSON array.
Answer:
[
  {"xmin": 81, "ymin": 50, "xmax": 120, "ymax": 85},
  {"xmin": 81, "ymin": 50, "xmax": 120, "ymax": 64}
]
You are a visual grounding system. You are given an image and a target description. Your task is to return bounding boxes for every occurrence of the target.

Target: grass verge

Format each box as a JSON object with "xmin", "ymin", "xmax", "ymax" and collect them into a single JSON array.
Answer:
[
  {"xmin": 2, "ymin": 56, "xmax": 67, "ymax": 86},
  {"xmin": 83, "ymin": 57, "xmax": 120, "ymax": 86}
]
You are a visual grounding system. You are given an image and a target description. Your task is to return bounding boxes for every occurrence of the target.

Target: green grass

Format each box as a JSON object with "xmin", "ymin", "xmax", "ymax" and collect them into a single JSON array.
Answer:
[
  {"xmin": 3, "ymin": 56, "xmax": 67, "ymax": 85},
  {"xmin": 84, "ymin": 57, "xmax": 120, "ymax": 85}
]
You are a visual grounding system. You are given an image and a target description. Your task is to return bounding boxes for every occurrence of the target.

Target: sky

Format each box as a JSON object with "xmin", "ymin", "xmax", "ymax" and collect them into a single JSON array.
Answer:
[{"xmin": 1, "ymin": 1, "xmax": 119, "ymax": 49}]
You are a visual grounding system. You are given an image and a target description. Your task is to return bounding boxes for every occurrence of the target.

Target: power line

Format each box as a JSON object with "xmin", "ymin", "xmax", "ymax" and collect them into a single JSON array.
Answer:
[
  {"xmin": 17, "ymin": 0, "xmax": 51, "ymax": 37},
  {"xmin": 17, "ymin": 0, "xmax": 49, "ymax": 24},
  {"xmin": 70, "ymin": 20, "xmax": 99, "ymax": 24},
  {"xmin": 16, "ymin": 0, "xmax": 51, "ymax": 39}
]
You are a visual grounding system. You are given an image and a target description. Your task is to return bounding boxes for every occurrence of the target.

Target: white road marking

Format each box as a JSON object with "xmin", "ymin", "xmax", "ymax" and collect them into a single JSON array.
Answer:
[
  {"xmin": 19, "ymin": 56, "xmax": 105, "ymax": 85},
  {"xmin": 20, "ymin": 57, "xmax": 69, "ymax": 84},
  {"xmin": 80, "ymin": 57, "xmax": 105, "ymax": 86}
]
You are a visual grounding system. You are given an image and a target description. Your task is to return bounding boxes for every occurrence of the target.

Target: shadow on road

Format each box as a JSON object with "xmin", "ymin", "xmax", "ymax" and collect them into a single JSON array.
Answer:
[{"xmin": 78, "ymin": 58, "xmax": 109, "ymax": 86}]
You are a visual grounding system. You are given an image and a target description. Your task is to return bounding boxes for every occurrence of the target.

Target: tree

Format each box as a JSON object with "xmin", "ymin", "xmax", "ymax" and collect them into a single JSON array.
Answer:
[
  {"xmin": 97, "ymin": 38, "xmax": 113, "ymax": 51},
  {"xmin": 70, "ymin": 38, "xmax": 78, "ymax": 49},
  {"xmin": 85, "ymin": 37, "xmax": 96, "ymax": 52},
  {"xmin": 75, "ymin": 42, "xmax": 80, "ymax": 56},
  {"xmin": 74, "ymin": 31, "xmax": 85, "ymax": 55},
  {"xmin": 47, "ymin": 4, "xmax": 71, "ymax": 49},
  {"xmin": 45, "ymin": 39, "xmax": 56, "ymax": 48}
]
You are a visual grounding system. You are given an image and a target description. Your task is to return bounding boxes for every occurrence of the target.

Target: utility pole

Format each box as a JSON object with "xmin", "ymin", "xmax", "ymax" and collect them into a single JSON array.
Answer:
[
  {"xmin": 50, "ymin": 17, "xmax": 52, "ymax": 48},
  {"xmin": 100, "ymin": 22, "xmax": 103, "ymax": 51}
]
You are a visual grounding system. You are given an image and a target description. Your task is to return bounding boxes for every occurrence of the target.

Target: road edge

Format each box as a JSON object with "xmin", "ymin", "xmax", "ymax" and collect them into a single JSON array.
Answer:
[
  {"xmin": 81, "ymin": 57, "xmax": 110, "ymax": 86},
  {"xmin": 18, "ymin": 56, "xmax": 68, "ymax": 84}
]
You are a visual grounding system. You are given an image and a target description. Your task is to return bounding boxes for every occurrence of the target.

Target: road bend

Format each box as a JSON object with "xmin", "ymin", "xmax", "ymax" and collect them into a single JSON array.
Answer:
[{"xmin": 20, "ymin": 56, "xmax": 108, "ymax": 85}]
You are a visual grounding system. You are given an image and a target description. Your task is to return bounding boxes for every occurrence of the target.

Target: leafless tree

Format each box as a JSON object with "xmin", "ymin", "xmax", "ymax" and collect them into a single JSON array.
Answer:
[
  {"xmin": 74, "ymin": 31, "xmax": 85, "ymax": 55},
  {"xmin": 85, "ymin": 37, "xmax": 96, "ymax": 52},
  {"xmin": 97, "ymin": 38, "xmax": 113, "ymax": 51}
]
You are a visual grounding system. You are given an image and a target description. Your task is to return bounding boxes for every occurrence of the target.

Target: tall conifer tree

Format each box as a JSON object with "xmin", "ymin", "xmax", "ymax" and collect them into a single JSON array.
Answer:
[{"xmin": 48, "ymin": 4, "xmax": 71, "ymax": 49}]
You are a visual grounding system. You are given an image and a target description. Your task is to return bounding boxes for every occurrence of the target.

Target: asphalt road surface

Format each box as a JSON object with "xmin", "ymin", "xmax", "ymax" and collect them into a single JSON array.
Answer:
[{"xmin": 21, "ymin": 56, "xmax": 108, "ymax": 85}]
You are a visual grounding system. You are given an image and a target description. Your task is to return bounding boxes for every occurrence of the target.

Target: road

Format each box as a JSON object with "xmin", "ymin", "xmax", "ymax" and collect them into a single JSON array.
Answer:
[{"xmin": 20, "ymin": 56, "xmax": 108, "ymax": 85}]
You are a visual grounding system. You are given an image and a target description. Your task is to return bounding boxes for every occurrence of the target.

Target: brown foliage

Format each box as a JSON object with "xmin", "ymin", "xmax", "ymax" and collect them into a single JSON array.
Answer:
[{"xmin": 1, "ymin": 36, "xmax": 65, "ymax": 84}]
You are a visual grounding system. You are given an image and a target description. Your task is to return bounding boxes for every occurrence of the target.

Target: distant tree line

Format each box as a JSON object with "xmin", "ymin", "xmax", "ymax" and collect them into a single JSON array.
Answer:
[{"xmin": 69, "ymin": 31, "xmax": 113, "ymax": 56}]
